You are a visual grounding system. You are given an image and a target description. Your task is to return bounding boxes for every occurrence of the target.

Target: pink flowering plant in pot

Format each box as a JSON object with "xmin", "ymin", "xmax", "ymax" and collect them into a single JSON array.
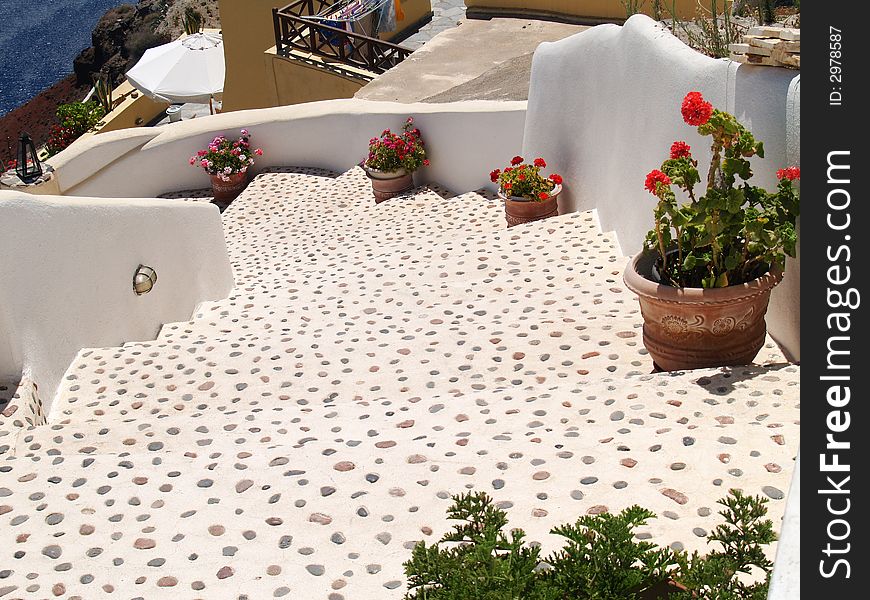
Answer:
[
  {"xmin": 190, "ymin": 128, "xmax": 263, "ymax": 181},
  {"xmin": 624, "ymin": 91, "xmax": 801, "ymax": 371},
  {"xmin": 364, "ymin": 117, "xmax": 429, "ymax": 175},
  {"xmin": 363, "ymin": 117, "xmax": 429, "ymax": 203},
  {"xmin": 642, "ymin": 91, "xmax": 800, "ymax": 289}
]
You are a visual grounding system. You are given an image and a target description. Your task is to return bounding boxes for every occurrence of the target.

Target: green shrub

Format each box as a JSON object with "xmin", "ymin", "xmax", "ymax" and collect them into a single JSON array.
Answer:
[
  {"xmin": 670, "ymin": 490, "xmax": 777, "ymax": 599},
  {"xmin": 544, "ymin": 507, "xmax": 673, "ymax": 598},
  {"xmin": 45, "ymin": 101, "xmax": 105, "ymax": 156},
  {"xmin": 403, "ymin": 492, "xmax": 547, "ymax": 599},
  {"xmin": 404, "ymin": 490, "xmax": 776, "ymax": 599}
]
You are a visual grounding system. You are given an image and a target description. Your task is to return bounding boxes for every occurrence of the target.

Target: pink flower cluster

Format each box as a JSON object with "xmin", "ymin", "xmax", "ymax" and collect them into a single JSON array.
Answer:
[
  {"xmin": 189, "ymin": 129, "xmax": 263, "ymax": 178},
  {"xmin": 365, "ymin": 117, "xmax": 429, "ymax": 173}
]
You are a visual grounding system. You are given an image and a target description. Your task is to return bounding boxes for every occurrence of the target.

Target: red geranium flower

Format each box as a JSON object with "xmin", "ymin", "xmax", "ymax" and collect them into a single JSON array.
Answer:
[
  {"xmin": 681, "ymin": 91, "xmax": 713, "ymax": 127},
  {"xmin": 490, "ymin": 169, "xmax": 501, "ymax": 182},
  {"xmin": 538, "ymin": 191, "xmax": 549, "ymax": 200},
  {"xmin": 534, "ymin": 157, "xmax": 546, "ymax": 168},
  {"xmin": 670, "ymin": 141, "xmax": 691, "ymax": 159},
  {"xmin": 549, "ymin": 173, "xmax": 563, "ymax": 185},
  {"xmin": 511, "ymin": 155, "xmax": 524, "ymax": 166},
  {"xmin": 776, "ymin": 166, "xmax": 800, "ymax": 181},
  {"xmin": 645, "ymin": 169, "xmax": 672, "ymax": 194}
]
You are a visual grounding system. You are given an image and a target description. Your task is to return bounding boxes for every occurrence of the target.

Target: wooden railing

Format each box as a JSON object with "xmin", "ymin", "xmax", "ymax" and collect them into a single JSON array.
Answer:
[{"xmin": 273, "ymin": 1, "xmax": 412, "ymax": 75}]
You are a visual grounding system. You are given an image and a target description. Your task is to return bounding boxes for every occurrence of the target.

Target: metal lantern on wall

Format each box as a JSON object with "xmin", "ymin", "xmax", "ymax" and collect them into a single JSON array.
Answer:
[
  {"xmin": 133, "ymin": 264, "xmax": 158, "ymax": 295},
  {"xmin": 16, "ymin": 132, "xmax": 42, "ymax": 183}
]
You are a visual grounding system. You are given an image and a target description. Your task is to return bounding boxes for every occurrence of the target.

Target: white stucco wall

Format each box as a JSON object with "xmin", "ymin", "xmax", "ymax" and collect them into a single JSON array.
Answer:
[
  {"xmin": 49, "ymin": 100, "xmax": 527, "ymax": 199},
  {"xmin": 0, "ymin": 192, "xmax": 234, "ymax": 415},
  {"xmin": 767, "ymin": 451, "xmax": 800, "ymax": 600},
  {"xmin": 522, "ymin": 14, "xmax": 800, "ymax": 359}
]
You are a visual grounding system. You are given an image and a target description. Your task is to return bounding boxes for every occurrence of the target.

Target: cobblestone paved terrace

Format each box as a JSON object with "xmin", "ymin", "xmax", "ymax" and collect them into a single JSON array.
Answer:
[{"xmin": 0, "ymin": 166, "xmax": 799, "ymax": 599}]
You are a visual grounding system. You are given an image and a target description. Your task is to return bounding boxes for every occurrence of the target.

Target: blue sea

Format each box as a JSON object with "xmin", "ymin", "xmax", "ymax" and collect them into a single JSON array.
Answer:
[{"xmin": 0, "ymin": 0, "xmax": 124, "ymax": 116}]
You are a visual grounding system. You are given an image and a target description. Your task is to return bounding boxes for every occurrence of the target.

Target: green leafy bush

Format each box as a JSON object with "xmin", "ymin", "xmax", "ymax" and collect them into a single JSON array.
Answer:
[
  {"xmin": 404, "ymin": 490, "xmax": 777, "ymax": 600},
  {"xmin": 45, "ymin": 101, "xmax": 106, "ymax": 156},
  {"xmin": 544, "ymin": 507, "xmax": 673, "ymax": 598},
  {"xmin": 671, "ymin": 490, "xmax": 777, "ymax": 599}
]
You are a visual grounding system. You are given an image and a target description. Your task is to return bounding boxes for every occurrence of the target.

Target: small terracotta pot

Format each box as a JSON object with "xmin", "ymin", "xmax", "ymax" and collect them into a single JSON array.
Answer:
[
  {"xmin": 623, "ymin": 250, "xmax": 783, "ymax": 371},
  {"xmin": 210, "ymin": 171, "xmax": 248, "ymax": 209},
  {"xmin": 500, "ymin": 184, "xmax": 561, "ymax": 227},
  {"xmin": 364, "ymin": 167, "xmax": 414, "ymax": 203}
]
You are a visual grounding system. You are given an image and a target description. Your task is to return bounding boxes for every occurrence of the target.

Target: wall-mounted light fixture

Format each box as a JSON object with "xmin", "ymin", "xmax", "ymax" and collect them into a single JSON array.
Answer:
[{"xmin": 133, "ymin": 264, "xmax": 157, "ymax": 295}]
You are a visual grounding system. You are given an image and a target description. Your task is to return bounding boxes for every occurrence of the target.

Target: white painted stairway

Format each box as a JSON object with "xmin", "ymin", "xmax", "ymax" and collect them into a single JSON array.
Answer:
[{"xmin": 0, "ymin": 167, "xmax": 799, "ymax": 600}]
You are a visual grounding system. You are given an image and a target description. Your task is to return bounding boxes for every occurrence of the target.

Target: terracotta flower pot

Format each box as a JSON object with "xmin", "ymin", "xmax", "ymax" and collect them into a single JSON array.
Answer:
[
  {"xmin": 623, "ymin": 250, "xmax": 783, "ymax": 371},
  {"xmin": 210, "ymin": 171, "xmax": 248, "ymax": 209},
  {"xmin": 364, "ymin": 167, "xmax": 414, "ymax": 203},
  {"xmin": 499, "ymin": 184, "xmax": 561, "ymax": 227}
]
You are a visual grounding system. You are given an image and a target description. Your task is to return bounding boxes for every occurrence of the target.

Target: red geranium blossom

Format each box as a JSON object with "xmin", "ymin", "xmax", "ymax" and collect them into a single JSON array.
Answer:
[
  {"xmin": 491, "ymin": 156, "xmax": 560, "ymax": 201},
  {"xmin": 776, "ymin": 166, "xmax": 800, "ymax": 181},
  {"xmin": 645, "ymin": 169, "xmax": 671, "ymax": 194},
  {"xmin": 670, "ymin": 141, "xmax": 692, "ymax": 159},
  {"xmin": 681, "ymin": 91, "xmax": 713, "ymax": 127}
]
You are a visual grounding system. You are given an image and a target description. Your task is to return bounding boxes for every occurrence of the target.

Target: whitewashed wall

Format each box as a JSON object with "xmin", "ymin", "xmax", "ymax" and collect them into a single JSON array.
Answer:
[
  {"xmin": 49, "ymin": 100, "xmax": 527, "ymax": 199},
  {"xmin": 523, "ymin": 15, "xmax": 801, "ymax": 360},
  {"xmin": 0, "ymin": 192, "xmax": 234, "ymax": 416}
]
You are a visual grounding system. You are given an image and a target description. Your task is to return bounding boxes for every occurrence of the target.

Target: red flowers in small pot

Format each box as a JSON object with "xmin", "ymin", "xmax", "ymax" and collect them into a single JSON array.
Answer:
[{"xmin": 490, "ymin": 156, "xmax": 563, "ymax": 227}]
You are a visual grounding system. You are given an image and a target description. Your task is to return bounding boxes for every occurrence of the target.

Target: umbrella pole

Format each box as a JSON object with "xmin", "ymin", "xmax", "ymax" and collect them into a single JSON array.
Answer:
[{"xmin": 209, "ymin": 96, "xmax": 214, "ymax": 115}]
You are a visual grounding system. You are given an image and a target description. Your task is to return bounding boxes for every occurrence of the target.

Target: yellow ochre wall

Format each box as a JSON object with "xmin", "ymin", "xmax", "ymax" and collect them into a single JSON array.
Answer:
[
  {"xmin": 263, "ymin": 49, "xmax": 367, "ymax": 107},
  {"xmin": 465, "ymin": 0, "xmax": 719, "ymax": 22},
  {"xmin": 220, "ymin": 0, "xmax": 432, "ymax": 111},
  {"xmin": 94, "ymin": 81, "xmax": 168, "ymax": 134}
]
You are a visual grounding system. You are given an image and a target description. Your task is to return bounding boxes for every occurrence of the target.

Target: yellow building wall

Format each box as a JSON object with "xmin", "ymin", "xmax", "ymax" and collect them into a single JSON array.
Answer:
[
  {"xmin": 465, "ymin": 0, "xmax": 718, "ymax": 21},
  {"xmin": 219, "ymin": 0, "xmax": 285, "ymax": 112},
  {"xmin": 263, "ymin": 49, "xmax": 366, "ymax": 107},
  {"xmin": 94, "ymin": 81, "xmax": 169, "ymax": 134},
  {"xmin": 220, "ymin": 0, "xmax": 431, "ymax": 111}
]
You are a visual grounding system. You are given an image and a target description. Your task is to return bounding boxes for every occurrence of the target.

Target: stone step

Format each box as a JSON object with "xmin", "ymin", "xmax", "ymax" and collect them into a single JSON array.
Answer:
[
  {"xmin": 223, "ymin": 173, "xmax": 508, "ymax": 282},
  {"xmin": 156, "ymin": 211, "xmax": 625, "ymax": 342},
  {"xmin": 1, "ymin": 361, "xmax": 798, "ymax": 597},
  {"xmin": 1, "ymin": 377, "xmax": 45, "ymax": 431}
]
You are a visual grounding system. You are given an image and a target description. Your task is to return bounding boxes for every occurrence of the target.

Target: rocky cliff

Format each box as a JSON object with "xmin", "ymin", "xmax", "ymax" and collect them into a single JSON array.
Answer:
[{"xmin": 73, "ymin": 0, "xmax": 221, "ymax": 87}]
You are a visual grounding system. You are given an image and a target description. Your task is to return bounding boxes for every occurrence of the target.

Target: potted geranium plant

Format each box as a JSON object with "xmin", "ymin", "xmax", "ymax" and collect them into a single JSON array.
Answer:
[
  {"xmin": 623, "ymin": 91, "xmax": 800, "ymax": 371},
  {"xmin": 363, "ymin": 116, "xmax": 429, "ymax": 203},
  {"xmin": 190, "ymin": 128, "xmax": 263, "ymax": 209},
  {"xmin": 490, "ymin": 156, "xmax": 563, "ymax": 227}
]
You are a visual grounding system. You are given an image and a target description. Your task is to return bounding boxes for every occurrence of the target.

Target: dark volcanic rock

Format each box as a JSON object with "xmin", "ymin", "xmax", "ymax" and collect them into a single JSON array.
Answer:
[{"xmin": 73, "ymin": 0, "xmax": 171, "ymax": 86}]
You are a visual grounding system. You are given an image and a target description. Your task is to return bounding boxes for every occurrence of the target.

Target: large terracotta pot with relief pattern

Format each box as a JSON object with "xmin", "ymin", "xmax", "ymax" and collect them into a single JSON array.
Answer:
[{"xmin": 624, "ymin": 250, "xmax": 783, "ymax": 371}]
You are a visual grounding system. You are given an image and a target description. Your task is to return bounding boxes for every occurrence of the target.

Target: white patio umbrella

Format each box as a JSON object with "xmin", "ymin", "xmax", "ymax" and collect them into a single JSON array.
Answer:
[{"xmin": 125, "ymin": 32, "xmax": 225, "ymax": 111}]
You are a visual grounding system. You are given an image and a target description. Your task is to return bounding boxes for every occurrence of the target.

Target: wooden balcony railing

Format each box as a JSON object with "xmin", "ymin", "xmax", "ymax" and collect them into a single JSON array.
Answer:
[{"xmin": 273, "ymin": 1, "xmax": 412, "ymax": 75}]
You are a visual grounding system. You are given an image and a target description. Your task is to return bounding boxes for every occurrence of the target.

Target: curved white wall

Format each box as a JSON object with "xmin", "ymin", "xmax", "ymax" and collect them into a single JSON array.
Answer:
[
  {"xmin": 0, "ymin": 192, "xmax": 234, "ymax": 416},
  {"xmin": 49, "ymin": 100, "xmax": 527, "ymax": 199},
  {"xmin": 522, "ymin": 15, "xmax": 801, "ymax": 359}
]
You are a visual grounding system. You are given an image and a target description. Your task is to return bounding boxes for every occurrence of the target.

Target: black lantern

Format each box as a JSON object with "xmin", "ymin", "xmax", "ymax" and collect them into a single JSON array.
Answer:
[{"xmin": 16, "ymin": 132, "xmax": 42, "ymax": 183}]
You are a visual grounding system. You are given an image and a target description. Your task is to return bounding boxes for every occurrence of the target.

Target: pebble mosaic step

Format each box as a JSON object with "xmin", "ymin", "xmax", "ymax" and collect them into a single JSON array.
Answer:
[{"xmin": 0, "ymin": 166, "xmax": 799, "ymax": 599}]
